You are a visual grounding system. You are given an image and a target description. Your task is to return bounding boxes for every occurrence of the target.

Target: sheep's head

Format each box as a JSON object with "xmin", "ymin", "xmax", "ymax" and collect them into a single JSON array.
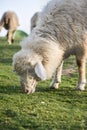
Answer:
[{"xmin": 13, "ymin": 50, "xmax": 46, "ymax": 94}]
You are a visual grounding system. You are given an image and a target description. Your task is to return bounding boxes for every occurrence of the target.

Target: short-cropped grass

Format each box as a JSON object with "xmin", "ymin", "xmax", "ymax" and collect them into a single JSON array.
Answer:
[{"xmin": 0, "ymin": 37, "xmax": 87, "ymax": 130}]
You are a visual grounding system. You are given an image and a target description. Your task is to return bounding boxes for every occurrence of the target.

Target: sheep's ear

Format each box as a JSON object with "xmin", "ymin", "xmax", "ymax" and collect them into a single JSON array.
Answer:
[{"xmin": 35, "ymin": 62, "xmax": 46, "ymax": 80}]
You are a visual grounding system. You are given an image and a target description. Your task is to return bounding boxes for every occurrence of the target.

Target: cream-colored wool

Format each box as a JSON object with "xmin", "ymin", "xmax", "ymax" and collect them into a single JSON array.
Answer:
[{"xmin": 13, "ymin": 0, "xmax": 87, "ymax": 94}]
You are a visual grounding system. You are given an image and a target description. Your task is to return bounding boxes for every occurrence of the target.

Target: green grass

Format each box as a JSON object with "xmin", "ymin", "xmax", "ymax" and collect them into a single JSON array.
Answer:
[
  {"xmin": 15, "ymin": 30, "xmax": 28, "ymax": 39},
  {"xmin": 0, "ymin": 37, "xmax": 87, "ymax": 130}
]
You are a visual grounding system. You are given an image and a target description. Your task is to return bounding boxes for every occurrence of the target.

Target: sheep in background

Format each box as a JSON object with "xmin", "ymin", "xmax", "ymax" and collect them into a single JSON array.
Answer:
[
  {"xmin": 0, "ymin": 11, "xmax": 19, "ymax": 44},
  {"xmin": 30, "ymin": 12, "xmax": 39, "ymax": 31},
  {"xmin": 13, "ymin": 0, "xmax": 87, "ymax": 94}
]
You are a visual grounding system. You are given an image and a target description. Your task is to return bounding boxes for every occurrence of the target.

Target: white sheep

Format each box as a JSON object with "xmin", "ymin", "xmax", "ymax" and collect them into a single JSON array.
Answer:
[
  {"xmin": 0, "ymin": 11, "xmax": 19, "ymax": 44},
  {"xmin": 13, "ymin": 0, "xmax": 87, "ymax": 94}
]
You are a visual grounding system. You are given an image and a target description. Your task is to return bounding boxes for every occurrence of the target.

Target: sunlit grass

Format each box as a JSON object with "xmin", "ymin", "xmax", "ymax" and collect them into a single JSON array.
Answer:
[{"xmin": 0, "ymin": 37, "xmax": 87, "ymax": 130}]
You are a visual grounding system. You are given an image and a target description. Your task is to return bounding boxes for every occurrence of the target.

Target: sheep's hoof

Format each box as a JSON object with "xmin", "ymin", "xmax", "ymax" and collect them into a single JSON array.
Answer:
[
  {"xmin": 75, "ymin": 87, "xmax": 85, "ymax": 91},
  {"xmin": 75, "ymin": 82, "xmax": 85, "ymax": 91},
  {"xmin": 12, "ymin": 39, "xmax": 14, "ymax": 43},
  {"xmin": 50, "ymin": 83, "xmax": 59, "ymax": 89},
  {"xmin": 8, "ymin": 40, "xmax": 11, "ymax": 45}
]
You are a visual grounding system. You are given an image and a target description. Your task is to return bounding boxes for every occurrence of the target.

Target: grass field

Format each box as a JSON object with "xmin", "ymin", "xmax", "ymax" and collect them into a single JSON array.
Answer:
[{"xmin": 0, "ymin": 37, "xmax": 87, "ymax": 130}]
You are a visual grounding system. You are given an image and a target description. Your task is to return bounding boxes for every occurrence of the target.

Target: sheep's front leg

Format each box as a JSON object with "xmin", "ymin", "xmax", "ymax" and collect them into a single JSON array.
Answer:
[
  {"xmin": 76, "ymin": 56, "xmax": 86, "ymax": 91},
  {"xmin": 50, "ymin": 61, "xmax": 63, "ymax": 89}
]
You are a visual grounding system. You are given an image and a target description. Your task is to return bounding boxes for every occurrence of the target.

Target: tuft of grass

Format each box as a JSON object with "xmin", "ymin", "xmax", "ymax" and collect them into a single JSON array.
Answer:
[{"xmin": 0, "ymin": 37, "xmax": 87, "ymax": 130}]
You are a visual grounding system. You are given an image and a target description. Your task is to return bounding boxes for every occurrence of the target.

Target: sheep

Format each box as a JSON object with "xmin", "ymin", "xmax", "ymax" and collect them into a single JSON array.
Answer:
[
  {"xmin": 0, "ymin": 11, "xmax": 19, "ymax": 44},
  {"xmin": 13, "ymin": 0, "xmax": 87, "ymax": 94},
  {"xmin": 30, "ymin": 12, "xmax": 39, "ymax": 31}
]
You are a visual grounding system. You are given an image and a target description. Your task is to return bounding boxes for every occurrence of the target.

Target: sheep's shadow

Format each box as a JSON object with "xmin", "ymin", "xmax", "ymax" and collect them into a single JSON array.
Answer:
[
  {"xmin": 0, "ymin": 84, "xmax": 68, "ymax": 95},
  {"xmin": 0, "ymin": 83, "xmax": 86, "ymax": 96},
  {"xmin": 0, "ymin": 85, "xmax": 21, "ymax": 94},
  {"xmin": 36, "ymin": 85, "xmax": 78, "ymax": 94}
]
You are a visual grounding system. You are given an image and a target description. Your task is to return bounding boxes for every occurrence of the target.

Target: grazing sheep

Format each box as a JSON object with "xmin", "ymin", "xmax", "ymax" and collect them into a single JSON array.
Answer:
[
  {"xmin": 13, "ymin": 0, "xmax": 87, "ymax": 94},
  {"xmin": 30, "ymin": 12, "xmax": 39, "ymax": 31},
  {"xmin": 0, "ymin": 11, "xmax": 19, "ymax": 44}
]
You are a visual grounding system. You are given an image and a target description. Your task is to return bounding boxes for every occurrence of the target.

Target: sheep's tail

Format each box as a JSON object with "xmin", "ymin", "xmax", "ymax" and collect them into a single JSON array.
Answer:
[{"xmin": 5, "ymin": 17, "xmax": 10, "ymax": 24}]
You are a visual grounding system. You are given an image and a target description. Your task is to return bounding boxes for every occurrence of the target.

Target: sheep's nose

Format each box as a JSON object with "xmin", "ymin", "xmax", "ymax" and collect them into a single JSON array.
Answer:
[{"xmin": 25, "ymin": 89, "xmax": 29, "ymax": 94}]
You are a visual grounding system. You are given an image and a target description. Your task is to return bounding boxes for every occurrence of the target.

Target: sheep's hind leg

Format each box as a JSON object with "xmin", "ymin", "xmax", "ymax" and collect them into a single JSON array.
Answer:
[
  {"xmin": 50, "ymin": 61, "xmax": 63, "ymax": 89},
  {"xmin": 12, "ymin": 30, "xmax": 16, "ymax": 43},
  {"xmin": 76, "ymin": 56, "xmax": 87, "ymax": 91}
]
